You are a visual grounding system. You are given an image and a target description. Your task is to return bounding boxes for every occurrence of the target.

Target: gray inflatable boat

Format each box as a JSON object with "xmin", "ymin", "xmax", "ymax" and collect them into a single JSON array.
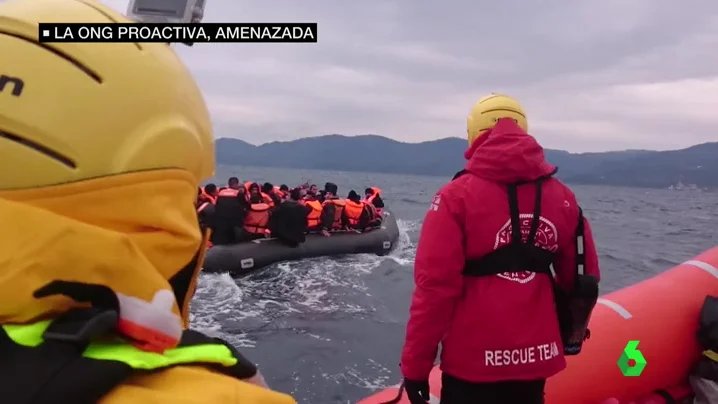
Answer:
[{"xmin": 202, "ymin": 209, "xmax": 400, "ymax": 276}]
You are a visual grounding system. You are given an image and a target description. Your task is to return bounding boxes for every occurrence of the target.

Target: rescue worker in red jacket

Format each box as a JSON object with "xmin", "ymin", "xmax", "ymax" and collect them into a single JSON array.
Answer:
[
  {"xmin": 400, "ymin": 94, "xmax": 601, "ymax": 404},
  {"xmin": 343, "ymin": 190, "xmax": 374, "ymax": 231},
  {"xmin": 319, "ymin": 182, "xmax": 345, "ymax": 237}
]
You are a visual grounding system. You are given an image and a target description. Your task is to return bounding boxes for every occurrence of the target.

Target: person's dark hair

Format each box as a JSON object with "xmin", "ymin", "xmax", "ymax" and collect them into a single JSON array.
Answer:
[
  {"xmin": 364, "ymin": 187, "xmax": 373, "ymax": 195},
  {"xmin": 347, "ymin": 190, "xmax": 360, "ymax": 202},
  {"xmin": 279, "ymin": 184, "xmax": 289, "ymax": 191},
  {"xmin": 249, "ymin": 182, "xmax": 260, "ymax": 192},
  {"xmin": 310, "ymin": 184, "xmax": 317, "ymax": 190},
  {"xmin": 290, "ymin": 188, "xmax": 302, "ymax": 201},
  {"xmin": 262, "ymin": 182, "xmax": 273, "ymax": 193},
  {"xmin": 228, "ymin": 177, "xmax": 239, "ymax": 186},
  {"xmin": 204, "ymin": 183, "xmax": 217, "ymax": 195},
  {"xmin": 324, "ymin": 182, "xmax": 338, "ymax": 195}
]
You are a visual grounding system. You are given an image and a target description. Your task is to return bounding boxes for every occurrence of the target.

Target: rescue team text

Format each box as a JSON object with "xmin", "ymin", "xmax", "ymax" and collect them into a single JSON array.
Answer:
[{"xmin": 485, "ymin": 342, "xmax": 560, "ymax": 366}]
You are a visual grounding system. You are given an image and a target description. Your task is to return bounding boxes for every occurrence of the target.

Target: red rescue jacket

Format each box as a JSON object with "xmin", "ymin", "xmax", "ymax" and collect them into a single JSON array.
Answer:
[{"xmin": 400, "ymin": 118, "xmax": 600, "ymax": 382}]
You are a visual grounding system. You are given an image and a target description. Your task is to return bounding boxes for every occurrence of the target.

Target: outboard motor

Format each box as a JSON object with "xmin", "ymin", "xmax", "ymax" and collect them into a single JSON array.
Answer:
[{"xmin": 125, "ymin": 0, "xmax": 206, "ymax": 46}]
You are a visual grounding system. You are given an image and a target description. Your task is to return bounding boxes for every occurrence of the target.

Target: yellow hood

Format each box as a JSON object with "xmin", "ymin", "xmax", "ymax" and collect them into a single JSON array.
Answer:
[{"xmin": 0, "ymin": 169, "xmax": 204, "ymax": 349}]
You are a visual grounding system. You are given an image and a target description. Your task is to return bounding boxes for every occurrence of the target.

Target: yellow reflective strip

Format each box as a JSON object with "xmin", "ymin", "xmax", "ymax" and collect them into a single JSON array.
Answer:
[
  {"xmin": 2, "ymin": 322, "xmax": 238, "ymax": 369},
  {"xmin": 83, "ymin": 342, "xmax": 237, "ymax": 369},
  {"xmin": 4, "ymin": 320, "xmax": 51, "ymax": 346},
  {"xmin": 704, "ymin": 350, "xmax": 718, "ymax": 362}
]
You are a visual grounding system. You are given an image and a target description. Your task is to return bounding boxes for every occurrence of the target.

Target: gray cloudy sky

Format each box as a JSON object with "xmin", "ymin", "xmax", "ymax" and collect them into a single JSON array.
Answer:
[{"xmin": 104, "ymin": 0, "xmax": 717, "ymax": 152}]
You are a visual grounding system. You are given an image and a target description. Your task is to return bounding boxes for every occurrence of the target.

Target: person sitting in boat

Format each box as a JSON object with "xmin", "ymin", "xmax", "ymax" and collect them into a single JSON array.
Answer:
[
  {"xmin": 196, "ymin": 188, "xmax": 216, "ymax": 231},
  {"xmin": 211, "ymin": 181, "xmax": 249, "ymax": 245},
  {"xmin": 306, "ymin": 184, "xmax": 319, "ymax": 198},
  {"xmin": 242, "ymin": 187, "xmax": 272, "ymax": 240},
  {"xmin": 364, "ymin": 187, "xmax": 384, "ymax": 213},
  {"xmin": 268, "ymin": 188, "xmax": 310, "ymax": 247},
  {"xmin": 317, "ymin": 182, "xmax": 336, "ymax": 203},
  {"xmin": 0, "ymin": 0, "xmax": 296, "ymax": 401},
  {"xmin": 319, "ymin": 183, "xmax": 345, "ymax": 237},
  {"xmin": 300, "ymin": 189, "xmax": 323, "ymax": 233},
  {"xmin": 219, "ymin": 176, "xmax": 241, "ymax": 192},
  {"xmin": 278, "ymin": 184, "xmax": 290, "ymax": 200},
  {"xmin": 262, "ymin": 182, "xmax": 283, "ymax": 206},
  {"xmin": 343, "ymin": 190, "xmax": 375, "ymax": 231}
]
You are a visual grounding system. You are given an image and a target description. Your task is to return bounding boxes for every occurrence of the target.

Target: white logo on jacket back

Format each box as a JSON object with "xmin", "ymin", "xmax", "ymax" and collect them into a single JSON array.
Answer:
[
  {"xmin": 493, "ymin": 213, "xmax": 558, "ymax": 283},
  {"xmin": 429, "ymin": 195, "xmax": 441, "ymax": 211}
]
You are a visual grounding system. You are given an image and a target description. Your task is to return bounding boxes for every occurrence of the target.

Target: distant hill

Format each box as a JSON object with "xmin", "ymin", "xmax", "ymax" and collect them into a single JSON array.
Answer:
[{"xmin": 215, "ymin": 135, "xmax": 718, "ymax": 189}]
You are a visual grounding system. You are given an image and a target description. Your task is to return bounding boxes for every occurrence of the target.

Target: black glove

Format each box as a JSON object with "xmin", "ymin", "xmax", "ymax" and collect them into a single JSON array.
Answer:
[{"xmin": 404, "ymin": 378, "xmax": 430, "ymax": 404}]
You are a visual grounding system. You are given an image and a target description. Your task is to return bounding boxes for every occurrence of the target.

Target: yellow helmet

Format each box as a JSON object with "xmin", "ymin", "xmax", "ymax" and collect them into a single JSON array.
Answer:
[
  {"xmin": 466, "ymin": 93, "xmax": 527, "ymax": 145},
  {"xmin": 0, "ymin": 0, "xmax": 214, "ymax": 190}
]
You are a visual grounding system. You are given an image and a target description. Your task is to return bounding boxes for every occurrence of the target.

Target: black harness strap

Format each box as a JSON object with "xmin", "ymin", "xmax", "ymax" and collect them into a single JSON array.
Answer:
[
  {"xmin": 0, "ymin": 308, "xmax": 257, "ymax": 404},
  {"xmin": 463, "ymin": 175, "xmax": 554, "ymax": 278}
]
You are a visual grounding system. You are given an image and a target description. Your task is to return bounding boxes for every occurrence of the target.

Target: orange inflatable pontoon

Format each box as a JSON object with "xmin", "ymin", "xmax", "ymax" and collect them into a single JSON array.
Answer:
[{"xmin": 359, "ymin": 246, "xmax": 718, "ymax": 404}]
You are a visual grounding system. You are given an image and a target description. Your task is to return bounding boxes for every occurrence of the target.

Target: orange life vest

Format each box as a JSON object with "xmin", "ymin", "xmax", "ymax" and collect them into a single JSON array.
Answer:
[
  {"xmin": 303, "ymin": 199, "xmax": 322, "ymax": 228},
  {"xmin": 243, "ymin": 203, "xmax": 271, "ymax": 235},
  {"xmin": 322, "ymin": 198, "xmax": 346, "ymax": 229},
  {"xmin": 197, "ymin": 201, "xmax": 211, "ymax": 213},
  {"xmin": 365, "ymin": 187, "xmax": 382, "ymax": 214},
  {"xmin": 200, "ymin": 189, "xmax": 217, "ymax": 204},
  {"xmin": 365, "ymin": 187, "xmax": 381, "ymax": 203},
  {"xmin": 273, "ymin": 186, "xmax": 286, "ymax": 199},
  {"xmin": 343, "ymin": 200, "xmax": 364, "ymax": 226},
  {"xmin": 217, "ymin": 188, "xmax": 239, "ymax": 197},
  {"xmin": 261, "ymin": 192, "xmax": 274, "ymax": 207},
  {"xmin": 244, "ymin": 181, "xmax": 253, "ymax": 191}
]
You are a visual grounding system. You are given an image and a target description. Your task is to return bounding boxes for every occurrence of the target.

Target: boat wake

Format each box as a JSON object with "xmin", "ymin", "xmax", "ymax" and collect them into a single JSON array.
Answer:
[{"xmin": 190, "ymin": 218, "xmax": 419, "ymax": 348}]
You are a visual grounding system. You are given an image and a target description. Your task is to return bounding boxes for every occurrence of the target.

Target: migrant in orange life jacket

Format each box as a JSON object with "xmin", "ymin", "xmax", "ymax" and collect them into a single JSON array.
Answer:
[
  {"xmin": 243, "ymin": 202, "xmax": 271, "ymax": 235},
  {"xmin": 200, "ymin": 189, "xmax": 217, "ymax": 204},
  {"xmin": 322, "ymin": 198, "xmax": 346, "ymax": 229},
  {"xmin": 261, "ymin": 192, "xmax": 274, "ymax": 207},
  {"xmin": 302, "ymin": 199, "xmax": 323, "ymax": 229},
  {"xmin": 273, "ymin": 186, "xmax": 286, "ymax": 200},
  {"xmin": 343, "ymin": 199, "xmax": 364, "ymax": 227},
  {"xmin": 365, "ymin": 187, "xmax": 381, "ymax": 203}
]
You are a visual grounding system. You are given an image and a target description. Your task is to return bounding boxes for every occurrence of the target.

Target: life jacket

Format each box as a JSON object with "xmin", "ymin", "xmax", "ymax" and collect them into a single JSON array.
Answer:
[
  {"xmin": 261, "ymin": 192, "xmax": 274, "ymax": 207},
  {"xmin": 365, "ymin": 187, "xmax": 381, "ymax": 204},
  {"xmin": 244, "ymin": 203, "xmax": 271, "ymax": 234},
  {"xmin": 200, "ymin": 189, "xmax": 217, "ymax": 204},
  {"xmin": 217, "ymin": 188, "xmax": 239, "ymax": 198},
  {"xmin": 273, "ymin": 186, "xmax": 286, "ymax": 199},
  {"xmin": 455, "ymin": 169, "xmax": 597, "ymax": 356},
  {"xmin": 303, "ymin": 199, "xmax": 322, "ymax": 228},
  {"xmin": 343, "ymin": 200, "xmax": 364, "ymax": 226},
  {"xmin": 0, "ymin": 307, "xmax": 267, "ymax": 404},
  {"xmin": 322, "ymin": 198, "xmax": 346, "ymax": 229},
  {"xmin": 197, "ymin": 201, "xmax": 211, "ymax": 213},
  {"xmin": 244, "ymin": 181, "xmax": 253, "ymax": 191},
  {"xmin": 364, "ymin": 187, "xmax": 382, "ymax": 214}
]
